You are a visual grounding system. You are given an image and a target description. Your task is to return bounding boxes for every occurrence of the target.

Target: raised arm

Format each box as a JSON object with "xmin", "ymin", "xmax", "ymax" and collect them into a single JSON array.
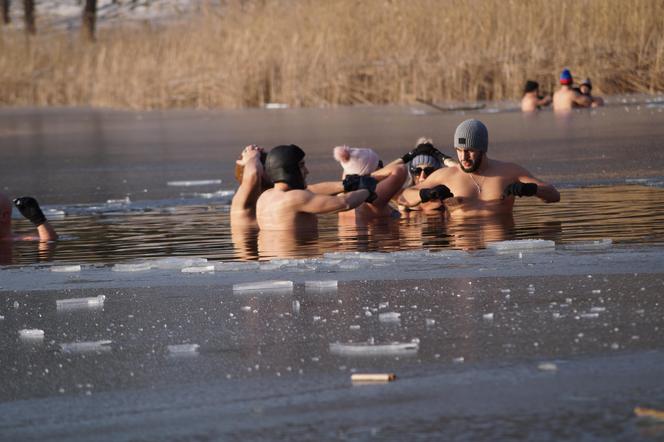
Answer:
[
  {"xmin": 13, "ymin": 197, "xmax": 58, "ymax": 241},
  {"xmin": 369, "ymin": 162, "xmax": 407, "ymax": 207},
  {"xmin": 299, "ymin": 189, "xmax": 370, "ymax": 214},
  {"xmin": 231, "ymin": 145, "xmax": 264, "ymax": 216},
  {"xmin": 573, "ymin": 93, "xmax": 592, "ymax": 108},
  {"xmin": 306, "ymin": 181, "xmax": 344, "ymax": 195}
]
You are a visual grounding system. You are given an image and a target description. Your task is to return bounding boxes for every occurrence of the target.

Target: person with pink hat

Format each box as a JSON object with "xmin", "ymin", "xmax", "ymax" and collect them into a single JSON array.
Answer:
[
  {"xmin": 333, "ymin": 145, "xmax": 407, "ymax": 222},
  {"xmin": 553, "ymin": 68, "xmax": 592, "ymax": 111}
]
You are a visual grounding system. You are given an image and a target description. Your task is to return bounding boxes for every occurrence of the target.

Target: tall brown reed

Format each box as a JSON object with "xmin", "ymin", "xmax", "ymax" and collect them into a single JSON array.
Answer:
[{"xmin": 1, "ymin": 0, "xmax": 663, "ymax": 109}]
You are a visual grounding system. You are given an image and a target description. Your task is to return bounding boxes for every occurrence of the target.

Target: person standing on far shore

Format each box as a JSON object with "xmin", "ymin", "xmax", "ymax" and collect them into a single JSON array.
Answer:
[
  {"xmin": 521, "ymin": 80, "xmax": 552, "ymax": 112},
  {"xmin": 553, "ymin": 69, "xmax": 592, "ymax": 111}
]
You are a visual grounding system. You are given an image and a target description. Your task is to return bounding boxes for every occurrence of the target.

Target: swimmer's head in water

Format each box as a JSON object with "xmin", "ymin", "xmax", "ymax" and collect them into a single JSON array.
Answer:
[
  {"xmin": 454, "ymin": 119, "xmax": 488, "ymax": 173},
  {"xmin": 560, "ymin": 68, "xmax": 573, "ymax": 85},
  {"xmin": 454, "ymin": 119, "xmax": 488, "ymax": 153},
  {"xmin": 333, "ymin": 146, "xmax": 380, "ymax": 176},
  {"xmin": 579, "ymin": 78, "xmax": 592, "ymax": 95},
  {"xmin": 265, "ymin": 144, "xmax": 307, "ymax": 189},
  {"xmin": 409, "ymin": 153, "xmax": 442, "ymax": 184},
  {"xmin": 234, "ymin": 150, "xmax": 268, "ymax": 184},
  {"xmin": 524, "ymin": 80, "xmax": 539, "ymax": 94}
]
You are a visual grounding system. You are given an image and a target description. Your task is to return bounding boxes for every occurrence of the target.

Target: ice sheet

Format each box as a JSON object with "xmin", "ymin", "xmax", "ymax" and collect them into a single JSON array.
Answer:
[
  {"xmin": 329, "ymin": 341, "xmax": 419, "ymax": 356},
  {"xmin": 167, "ymin": 344, "xmax": 200, "ymax": 356},
  {"xmin": 113, "ymin": 262, "xmax": 152, "ymax": 272},
  {"xmin": 51, "ymin": 265, "xmax": 82, "ymax": 273},
  {"xmin": 18, "ymin": 329, "xmax": 45, "ymax": 340},
  {"xmin": 304, "ymin": 280, "xmax": 338, "ymax": 290},
  {"xmin": 181, "ymin": 265, "xmax": 215, "ymax": 273},
  {"xmin": 60, "ymin": 340, "xmax": 113, "ymax": 354},
  {"xmin": 487, "ymin": 239, "xmax": 556, "ymax": 252},
  {"xmin": 232, "ymin": 280, "xmax": 294, "ymax": 292},
  {"xmin": 56, "ymin": 295, "xmax": 106, "ymax": 311}
]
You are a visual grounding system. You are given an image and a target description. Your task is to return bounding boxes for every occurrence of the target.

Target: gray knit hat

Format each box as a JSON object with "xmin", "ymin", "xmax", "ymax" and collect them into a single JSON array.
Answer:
[{"xmin": 454, "ymin": 119, "xmax": 488, "ymax": 152}]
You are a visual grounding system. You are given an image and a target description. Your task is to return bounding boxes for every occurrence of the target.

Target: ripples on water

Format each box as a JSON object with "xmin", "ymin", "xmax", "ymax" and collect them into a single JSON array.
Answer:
[{"xmin": 5, "ymin": 185, "xmax": 664, "ymax": 266}]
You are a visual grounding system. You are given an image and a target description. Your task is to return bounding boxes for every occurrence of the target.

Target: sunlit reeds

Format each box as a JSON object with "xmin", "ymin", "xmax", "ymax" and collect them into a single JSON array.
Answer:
[{"xmin": 1, "ymin": 0, "xmax": 663, "ymax": 109}]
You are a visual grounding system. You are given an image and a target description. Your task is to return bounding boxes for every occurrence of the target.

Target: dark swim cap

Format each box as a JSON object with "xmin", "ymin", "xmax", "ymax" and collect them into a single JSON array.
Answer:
[
  {"xmin": 524, "ymin": 80, "xmax": 539, "ymax": 93},
  {"xmin": 265, "ymin": 144, "xmax": 306, "ymax": 190}
]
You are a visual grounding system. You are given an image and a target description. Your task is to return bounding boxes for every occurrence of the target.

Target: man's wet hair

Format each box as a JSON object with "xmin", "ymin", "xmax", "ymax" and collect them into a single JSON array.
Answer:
[{"xmin": 524, "ymin": 80, "xmax": 539, "ymax": 94}]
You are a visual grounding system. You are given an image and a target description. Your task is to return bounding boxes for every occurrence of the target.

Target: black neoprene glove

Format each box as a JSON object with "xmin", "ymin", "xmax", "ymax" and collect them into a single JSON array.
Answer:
[
  {"xmin": 357, "ymin": 176, "xmax": 378, "ymax": 203},
  {"xmin": 401, "ymin": 143, "xmax": 436, "ymax": 164},
  {"xmin": 430, "ymin": 147, "xmax": 453, "ymax": 164},
  {"xmin": 13, "ymin": 196, "xmax": 47, "ymax": 226},
  {"xmin": 419, "ymin": 185, "xmax": 453, "ymax": 202},
  {"xmin": 342, "ymin": 174, "xmax": 361, "ymax": 192},
  {"xmin": 502, "ymin": 182, "xmax": 538, "ymax": 198}
]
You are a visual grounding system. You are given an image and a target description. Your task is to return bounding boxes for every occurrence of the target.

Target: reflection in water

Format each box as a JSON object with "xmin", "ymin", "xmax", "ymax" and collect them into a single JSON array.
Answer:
[{"xmin": 5, "ymin": 185, "xmax": 664, "ymax": 265}]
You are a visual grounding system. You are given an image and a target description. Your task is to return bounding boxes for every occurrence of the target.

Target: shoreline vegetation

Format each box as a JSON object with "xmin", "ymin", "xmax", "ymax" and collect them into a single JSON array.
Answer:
[{"xmin": 1, "ymin": 0, "xmax": 663, "ymax": 110}]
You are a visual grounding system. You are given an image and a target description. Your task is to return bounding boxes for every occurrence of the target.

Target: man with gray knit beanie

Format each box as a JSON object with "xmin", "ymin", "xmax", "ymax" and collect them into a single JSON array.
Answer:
[{"xmin": 399, "ymin": 119, "xmax": 560, "ymax": 217}]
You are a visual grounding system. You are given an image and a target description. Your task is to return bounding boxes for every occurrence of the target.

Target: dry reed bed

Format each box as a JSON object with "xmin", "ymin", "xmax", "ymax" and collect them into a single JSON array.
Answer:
[{"xmin": 1, "ymin": 0, "xmax": 663, "ymax": 109}]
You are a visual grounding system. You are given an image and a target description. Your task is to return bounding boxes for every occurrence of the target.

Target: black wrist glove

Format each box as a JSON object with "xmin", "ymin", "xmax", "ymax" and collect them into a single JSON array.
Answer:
[
  {"xmin": 401, "ymin": 142, "xmax": 435, "ymax": 164},
  {"xmin": 13, "ymin": 196, "xmax": 47, "ymax": 226},
  {"xmin": 431, "ymin": 148, "xmax": 453, "ymax": 164},
  {"xmin": 419, "ymin": 184, "xmax": 453, "ymax": 202},
  {"xmin": 342, "ymin": 174, "xmax": 361, "ymax": 192},
  {"xmin": 357, "ymin": 176, "xmax": 378, "ymax": 202},
  {"xmin": 502, "ymin": 182, "xmax": 538, "ymax": 199}
]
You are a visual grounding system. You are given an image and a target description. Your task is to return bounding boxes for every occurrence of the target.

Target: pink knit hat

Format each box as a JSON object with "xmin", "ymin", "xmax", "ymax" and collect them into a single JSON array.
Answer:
[{"xmin": 333, "ymin": 145, "xmax": 380, "ymax": 176}]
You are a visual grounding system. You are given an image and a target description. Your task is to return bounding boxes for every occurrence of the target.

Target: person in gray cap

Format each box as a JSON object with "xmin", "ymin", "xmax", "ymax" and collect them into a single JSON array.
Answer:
[{"xmin": 399, "ymin": 119, "xmax": 560, "ymax": 218}]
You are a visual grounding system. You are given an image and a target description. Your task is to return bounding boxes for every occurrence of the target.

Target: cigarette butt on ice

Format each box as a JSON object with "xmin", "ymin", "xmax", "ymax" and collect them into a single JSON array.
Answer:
[
  {"xmin": 351, "ymin": 373, "xmax": 396, "ymax": 383},
  {"xmin": 634, "ymin": 406, "xmax": 664, "ymax": 420}
]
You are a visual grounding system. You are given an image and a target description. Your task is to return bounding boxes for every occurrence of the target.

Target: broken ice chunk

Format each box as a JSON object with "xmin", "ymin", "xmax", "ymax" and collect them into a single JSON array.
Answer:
[
  {"xmin": 113, "ymin": 262, "xmax": 151, "ymax": 272},
  {"xmin": 181, "ymin": 265, "xmax": 215, "ymax": 273},
  {"xmin": 167, "ymin": 344, "xmax": 200, "ymax": 356},
  {"xmin": 537, "ymin": 362, "xmax": 558, "ymax": 372},
  {"xmin": 304, "ymin": 280, "xmax": 338, "ymax": 290},
  {"xmin": 214, "ymin": 261, "xmax": 260, "ymax": 272},
  {"xmin": 51, "ymin": 265, "xmax": 81, "ymax": 273},
  {"xmin": 151, "ymin": 257, "xmax": 208, "ymax": 270},
  {"xmin": 561, "ymin": 239, "xmax": 612, "ymax": 250},
  {"xmin": 19, "ymin": 329, "xmax": 44, "ymax": 340},
  {"xmin": 56, "ymin": 295, "xmax": 105, "ymax": 311},
  {"xmin": 378, "ymin": 312, "xmax": 401, "ymax": 322},
  {"xmin": 329, "ymin": 341, "xmax": 418, "ymax": 357},
  {"xmin": 233, "ymin": 280, "xmax": 293, "ymax": 292},
  {"xmin": 487, "ymin": 239, "xmax": 555, "ymax": 253},
  {"xmin": 60, "ymin": 340, "xmax": 112, "ymax": 354}
]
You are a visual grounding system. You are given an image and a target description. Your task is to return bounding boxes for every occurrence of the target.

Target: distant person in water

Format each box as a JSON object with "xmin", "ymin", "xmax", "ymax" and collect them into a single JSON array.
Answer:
[
  {"xmin": 399, "ymin": 119, "xmax": 560, "ymax": 218},
  {"xmin": 521, "ymin": 80, "xmax": 552, "ymax": 112},
  {"xmin": 333, "ymin": 145, "xmax": 407, "ymax": 222},
  {"xmin": 0, "ymin": 193, "xmax": 58, "ymax": 242},
  {"xmin": 553, "ymin": 68, "xmax": 592, "ymax": 111},
  {"xmin": 255, "ymin": 144, "xmax": 377, "ymax": 231},
  {"xmin": 578, "ymin": 78, "xmax": 604, "ymax": 107}
]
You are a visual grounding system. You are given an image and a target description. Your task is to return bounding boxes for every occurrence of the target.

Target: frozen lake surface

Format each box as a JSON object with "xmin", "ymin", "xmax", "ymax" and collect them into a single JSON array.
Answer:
[{"xmin": 1, "ymin": 103, "xmax": 664, "ymax": 440}]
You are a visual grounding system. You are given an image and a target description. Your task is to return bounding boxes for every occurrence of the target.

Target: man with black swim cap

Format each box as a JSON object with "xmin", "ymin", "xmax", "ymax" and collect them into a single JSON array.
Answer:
[
  {"xmin": 399, "ymin": 119, "xmax": 559, "ymax": 218},
  {"xmin": 521, "ymin": 80, "xmax": 552, "ymax": 112},
  {"xmin": 256, "ymin": 144, "xmax": 377, "ymax": 231}
]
